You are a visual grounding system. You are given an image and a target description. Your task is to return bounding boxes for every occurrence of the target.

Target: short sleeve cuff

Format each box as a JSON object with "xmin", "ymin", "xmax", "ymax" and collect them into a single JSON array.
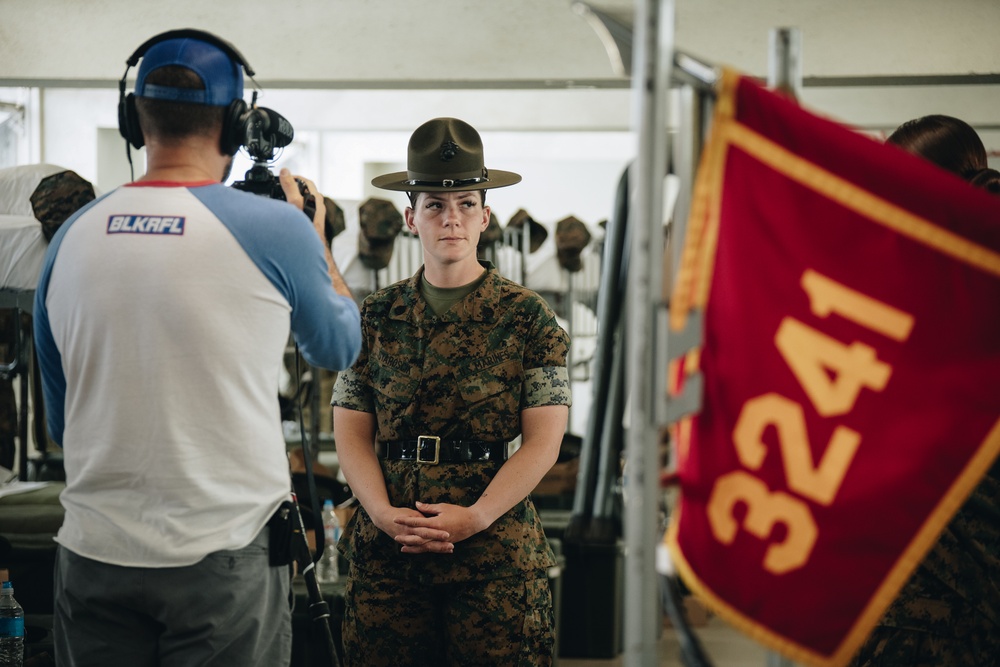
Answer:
[
  {"xmin": 523, "ymin": 366, "xmax": 572, "ymax": 408},
  {"xmin": 330, "ymin": 368, "xmax": 375, "ymax": 412}
]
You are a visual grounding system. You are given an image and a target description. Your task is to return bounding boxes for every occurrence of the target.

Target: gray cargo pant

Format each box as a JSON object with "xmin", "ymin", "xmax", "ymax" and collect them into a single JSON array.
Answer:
[{"xmin": 53, "ymin": 527, "xmax": 291, "ymax": 667}]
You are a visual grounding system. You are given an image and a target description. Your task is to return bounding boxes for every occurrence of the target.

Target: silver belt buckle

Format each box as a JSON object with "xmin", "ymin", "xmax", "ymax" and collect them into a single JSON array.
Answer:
[{"xmin": 416, "ymin": 435, "xmax": 441, "ymax": 465}]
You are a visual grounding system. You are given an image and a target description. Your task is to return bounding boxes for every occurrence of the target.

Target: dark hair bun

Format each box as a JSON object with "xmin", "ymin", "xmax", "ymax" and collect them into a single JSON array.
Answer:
[{"xmin": 970, "ymin": 167, "xmax": 1000, "ymax": 196}]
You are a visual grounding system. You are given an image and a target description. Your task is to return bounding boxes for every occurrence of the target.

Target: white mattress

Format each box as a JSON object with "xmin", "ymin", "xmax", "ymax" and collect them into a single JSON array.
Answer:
[
  {"xmin": 0, "ymin": 163, "xmax": 68, "ymax": 217},
  {"xmin": 0, "ymin": 163, "xmax": 93, "ymax": 291},
  {"xmin": 0, "ymin": 214, "xmax": 47, "ymax": 290}
]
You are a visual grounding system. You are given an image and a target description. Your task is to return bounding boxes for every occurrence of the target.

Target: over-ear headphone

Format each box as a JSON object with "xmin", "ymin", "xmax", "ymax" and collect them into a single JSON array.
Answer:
[{"xmin": 117, "ymin": 28, "xmax": 256, "ymax": 156}]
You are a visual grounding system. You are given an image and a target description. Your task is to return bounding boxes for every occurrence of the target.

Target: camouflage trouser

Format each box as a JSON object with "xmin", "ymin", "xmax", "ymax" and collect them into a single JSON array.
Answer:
[
  {"xmin": 341, "ymin": 563, "xmax": 554, "ymax": 667},
  {"xmin": 850, "ymin": 571, "xmax": 1000, "ymax": 667},
  {"xmin": 850, "ymin": 624, "xmax": 1000, "ymax": 667}
]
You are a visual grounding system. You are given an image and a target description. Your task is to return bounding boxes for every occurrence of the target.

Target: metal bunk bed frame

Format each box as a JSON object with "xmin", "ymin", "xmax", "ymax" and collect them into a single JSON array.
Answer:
[{"xmin": 0, "ymin": 288, "xmax": 44, "ymax": 482}]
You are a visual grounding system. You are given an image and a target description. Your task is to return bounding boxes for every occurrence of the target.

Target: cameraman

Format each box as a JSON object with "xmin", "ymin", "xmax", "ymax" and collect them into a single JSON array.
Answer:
[{"xmin": 33, "ymin": 31, "xmax": 361, "ymax": 667}]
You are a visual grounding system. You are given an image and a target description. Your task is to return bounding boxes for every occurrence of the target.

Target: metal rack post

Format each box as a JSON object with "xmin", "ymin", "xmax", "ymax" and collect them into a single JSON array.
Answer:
[
  {"xmin": 768, "ymin": 27, "xmax": 803, "ymax": 96},
  {"xmin": 623, "ymin": 0, "xmax": 673, "ymax": 664}
]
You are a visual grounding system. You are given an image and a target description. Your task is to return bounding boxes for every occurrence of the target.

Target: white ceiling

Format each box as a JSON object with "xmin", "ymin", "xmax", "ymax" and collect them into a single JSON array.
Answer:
[{"xmin": 2, "ymin": 0, "xmax": 997, "ymax": 86}]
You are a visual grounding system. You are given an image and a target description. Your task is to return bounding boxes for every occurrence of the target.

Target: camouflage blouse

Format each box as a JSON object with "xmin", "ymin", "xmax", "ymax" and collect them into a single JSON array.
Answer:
[
  {"xmin": 332, "ymin": 262, "xmax": 571, "ymax": 583},
  {"xmin": 852, "ymin": 460, "xmax": 1000, "ymax": 664}
]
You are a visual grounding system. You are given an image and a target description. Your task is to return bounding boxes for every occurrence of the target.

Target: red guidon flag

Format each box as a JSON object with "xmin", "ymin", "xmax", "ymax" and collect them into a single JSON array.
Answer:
[{"xmin": 665, "ymin": 69, "xmax": 1000, "ymax": 666}]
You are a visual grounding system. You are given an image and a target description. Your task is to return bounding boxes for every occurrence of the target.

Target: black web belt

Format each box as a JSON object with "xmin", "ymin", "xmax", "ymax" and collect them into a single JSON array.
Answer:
[{"xmin": 382, "ymin": 436, "xmax": 508, "ymax": 465}]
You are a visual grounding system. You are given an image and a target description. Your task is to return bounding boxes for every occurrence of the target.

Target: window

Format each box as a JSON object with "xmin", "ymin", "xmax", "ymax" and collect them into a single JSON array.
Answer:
[{"xmin": 0, "ymin": 101, "xmax": 24, "ymax": 169}]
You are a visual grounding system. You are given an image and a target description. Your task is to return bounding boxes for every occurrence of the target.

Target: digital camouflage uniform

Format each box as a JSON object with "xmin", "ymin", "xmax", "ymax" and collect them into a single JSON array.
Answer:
[
  {"xmin": 332, "ymin": 262, "xmax": 571, "ymax": 666},
  {"xmin": 851, "ymin": 458, "xmax": 1000, "ymax": 666}
]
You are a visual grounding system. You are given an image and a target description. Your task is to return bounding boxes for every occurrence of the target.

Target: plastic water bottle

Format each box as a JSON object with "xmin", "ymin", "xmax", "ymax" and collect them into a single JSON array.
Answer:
[
  {"xmin": 316, "ymin": 499, "xmax": 341, "ymax": 584},
  {"xmin": 0, "ymin": 581, "xmax": 24, "ymax": 667}
]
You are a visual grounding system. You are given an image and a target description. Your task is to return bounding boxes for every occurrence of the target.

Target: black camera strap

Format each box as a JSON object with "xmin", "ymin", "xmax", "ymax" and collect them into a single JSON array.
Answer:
[{"xmin": 289, "ymin": 345, "xmax": 344, "ymax": 666}]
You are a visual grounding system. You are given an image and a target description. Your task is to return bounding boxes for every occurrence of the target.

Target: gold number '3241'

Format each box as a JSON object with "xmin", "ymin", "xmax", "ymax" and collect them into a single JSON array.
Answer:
[{"xmin": 706, "ymin": 270, "xmax": 914, "ymax": 574}]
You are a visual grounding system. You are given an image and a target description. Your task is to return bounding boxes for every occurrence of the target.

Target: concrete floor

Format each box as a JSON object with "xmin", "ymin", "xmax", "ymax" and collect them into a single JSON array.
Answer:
[{"xmin": 559, "ymin": 615, "xmax": 775, "ymax": 667}]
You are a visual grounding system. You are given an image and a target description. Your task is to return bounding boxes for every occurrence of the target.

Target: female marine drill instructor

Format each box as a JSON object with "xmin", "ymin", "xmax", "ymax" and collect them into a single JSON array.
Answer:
[{"xmin": 332, "ymin": 117, "xmax": 572, "ymax": 666}]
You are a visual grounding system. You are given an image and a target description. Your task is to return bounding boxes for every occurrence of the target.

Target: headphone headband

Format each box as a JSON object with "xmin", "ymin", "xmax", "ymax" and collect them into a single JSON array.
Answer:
[{"xmin": 125, "ymin": 28, "xmax": 255, "ymax": 77}]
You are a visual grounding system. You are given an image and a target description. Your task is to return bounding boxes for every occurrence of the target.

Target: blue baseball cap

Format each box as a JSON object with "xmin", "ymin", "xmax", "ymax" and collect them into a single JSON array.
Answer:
[{"xmin": 135, "ymin": 36, "xmax": 243, "ymax": 107}]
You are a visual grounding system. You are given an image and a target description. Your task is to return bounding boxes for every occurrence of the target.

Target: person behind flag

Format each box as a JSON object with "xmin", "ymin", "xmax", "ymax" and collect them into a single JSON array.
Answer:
[
  {"xmin": 850, "ymin": 114, "xmax": 1000, "ymax": 666},
  {"xmin": 885, "ymin": 114, "xmax": 990, "ymax": 181}
]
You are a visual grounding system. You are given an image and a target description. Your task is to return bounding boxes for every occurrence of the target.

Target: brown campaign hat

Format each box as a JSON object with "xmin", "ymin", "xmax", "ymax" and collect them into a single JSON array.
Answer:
[
  {"xmin": 371, "ymin": 117, "xmax": 521, "ymax": 193},
  {"xmin": 30, "ymin": 170, "xmax": 96, "ymax": 241},
  {"xmin": 477, "ymin": 212, "xmax": 503, "ymax": 260},
  {"xmin": 505, "ymin": 208, "xmax": 548, "ymax": 253},
  {"xmin": 555, "ymin": 215, "xmax": 592, "ymax": 273},
  {"xmin": 358, "ymin": 197, "xmax": 404, "ymax": 269},
  {"xmin": 324, "ymin": 196, "xmax": 346, "ymax": 241},
  {"xmin": 480, "ymin": 212, "xmax": 502, "ymax": 245}
]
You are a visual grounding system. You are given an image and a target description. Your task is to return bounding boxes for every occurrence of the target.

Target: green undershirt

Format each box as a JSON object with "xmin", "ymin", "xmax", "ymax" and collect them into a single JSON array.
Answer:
[{"xmin": 420, "ymin": 270, "xmax": 488, "ymax": 316}]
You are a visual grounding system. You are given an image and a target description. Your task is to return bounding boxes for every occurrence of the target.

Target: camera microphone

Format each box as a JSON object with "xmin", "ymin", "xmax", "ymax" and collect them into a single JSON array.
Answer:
[
  {"xmin": 243, "ymin": 107, "xmax": 295, "ymax": 150},
  {"xmin": 231, "ymin": 104, "xmax": 306, "ymax": 202}
]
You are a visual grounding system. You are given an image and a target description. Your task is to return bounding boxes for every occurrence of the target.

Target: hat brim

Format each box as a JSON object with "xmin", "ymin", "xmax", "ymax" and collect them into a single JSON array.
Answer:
[{"xmin": 371, "ymin": 169, "xmax": 522, "ymax": 192}]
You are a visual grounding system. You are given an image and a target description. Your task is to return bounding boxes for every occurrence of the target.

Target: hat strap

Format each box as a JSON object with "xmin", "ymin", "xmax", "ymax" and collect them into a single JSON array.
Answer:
[
  {"xmin": 139, "ymin": 83, "xmax": 211, "ymax": 104},
  {"xmin": 404, "ymin": 175, "xmax": 491, "ymax": 188}
]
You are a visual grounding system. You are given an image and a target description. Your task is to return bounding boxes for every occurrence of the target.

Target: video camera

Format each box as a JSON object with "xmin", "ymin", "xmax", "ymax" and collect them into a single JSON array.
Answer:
[{"xmin": 230, "ymin": 104, "xmax": 312, "ymax": 208}]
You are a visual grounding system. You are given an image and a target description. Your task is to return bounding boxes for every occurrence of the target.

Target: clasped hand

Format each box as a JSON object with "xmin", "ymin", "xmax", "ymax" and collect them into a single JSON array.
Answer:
[{"xmin": 381, "ymin": 501, "xmax": 488, "ymax": 555}]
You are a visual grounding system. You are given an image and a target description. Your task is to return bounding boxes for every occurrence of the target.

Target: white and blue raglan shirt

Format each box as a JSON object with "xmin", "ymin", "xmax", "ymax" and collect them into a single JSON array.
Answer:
[{"xmin": 34, "ymin": 181, "xmax": 361, "ymax": 567}]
